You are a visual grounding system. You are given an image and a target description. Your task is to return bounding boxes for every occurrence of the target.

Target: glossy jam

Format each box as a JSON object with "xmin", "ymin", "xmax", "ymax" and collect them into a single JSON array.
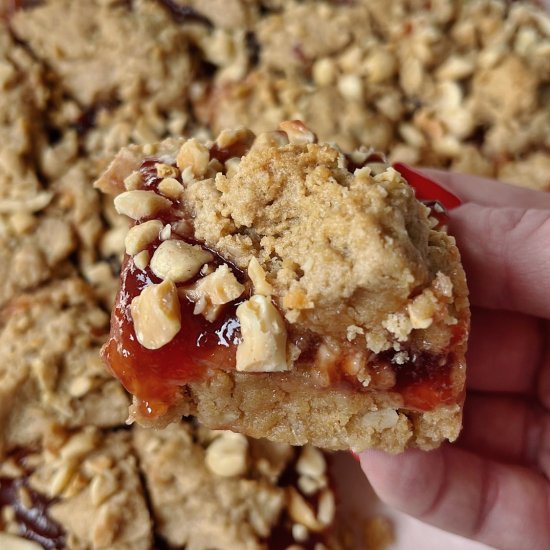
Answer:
[
  {"xmin": 0, "ymin": 476, "xmax": 65, "ymax": 549},
  {"xmin": 379, "ymin": 350, "xmax": 456, "ymax": 411},
  {"xmin": 103, "ymin": 244, "xmax": 242, "ymax": 419}
]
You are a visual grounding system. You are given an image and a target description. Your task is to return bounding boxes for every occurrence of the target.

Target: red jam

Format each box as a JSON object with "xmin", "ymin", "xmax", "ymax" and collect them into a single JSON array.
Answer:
[
  {"xmin": 0, "ymin": 475, "xmax": 65, "ymax": 549},
  {"xmin": 102, "ymin": 159, "xmax": 245, "ymax": 419},
  {"xmin": 380, "ymin": 350, "xmax": 460, "ymax": 411},
  {"xmin": 103, "ymin": 244, "xmax": 243, "ymax": 419}
]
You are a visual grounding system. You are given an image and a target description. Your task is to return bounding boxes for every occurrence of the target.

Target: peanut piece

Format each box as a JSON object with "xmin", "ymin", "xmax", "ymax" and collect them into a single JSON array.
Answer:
[
  {"xmin": 194, "ymin": 264, "xmax": 244, "ymax": 305},
  {"xmin": 155, "ymin": 163, "xmax": 179, "ymax": 178},
  {"xmin": 150, "ymin": 240, "xmax": 213, "ymax": 283},
  {"xmin": 124, "ymin": 220, "xmax": 163, "ymax": 256},
  {"xmin": 130, "ymin": 280, "xmax": 181, "ymax": 350},
  {"xmin": 133, "ymin": 250, "xmax": 150, "ymax": 271},
  {"xmin": 288, "ymin": 487, "xmax": 324, "ymax": 532},
  {"xmin": 114, "ymin": 190, "xmax": 172, "ymax": 220},
  {"xmin": 215, "ymin": 126, "xmax": 255, "ymax": 150},
  {"xmin": 123, "ymin": 171, "xmax": 143, "ymax": 191},
  {"xmin": 205, "ymin": 432, "xmax": 249, "ymax": 477},
  {"xmin": 157, "ymin": 177, "xmax": 184, "ymax": 200},
  {"xmin": 278, "ymin": 120, "xmax": 317, "ymax": 145},
  {"xmin": 236, "ymin": 295, "xmax": 289, "ymax": 372},
  {"xmin": 247, "ymin": 257, "xmax": 273, "ymax": 296},
  {"xmin": 251, "ymin": 131, "xmax": 289, "ymax": 151},
  {"xmin": 176, "ymin": 138, "xmax": 210, "ymax": 177},
  {"xmin": 317, "ymin": 489, "xmax": 335, "ymax": 526},
  {"xmin": 296, "ymin": 446, "xmax": 326, "ymax": 479}
]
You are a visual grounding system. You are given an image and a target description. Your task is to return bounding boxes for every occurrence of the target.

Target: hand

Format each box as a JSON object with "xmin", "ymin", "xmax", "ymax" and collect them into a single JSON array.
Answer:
[{"xmin": 360, "ymin": 171, "xmax": 550, "ymax": 550}]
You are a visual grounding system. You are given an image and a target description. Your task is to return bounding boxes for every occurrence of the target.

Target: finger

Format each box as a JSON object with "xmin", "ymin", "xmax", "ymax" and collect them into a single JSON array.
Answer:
[
  {"xmin": 467, "ymin": 307, "xmax": 543, "ymax": 394},
  {"xmin": 449, "ymin": 203, "xmax": 550, "ymax": 318},
  {"xmin": 422, "ymin": 169, "xmax": 550, "ymax": 210},
  {"xmin": 458, "ymin": 393, "xmax": 548, "ymax": 468},
  {"xmin": 359, "ymin": 446, "xmax": 550, "ymax": 550},
  {"xmin": 537, "ymin": 321, "xmax": 550, "ymax": 411}
]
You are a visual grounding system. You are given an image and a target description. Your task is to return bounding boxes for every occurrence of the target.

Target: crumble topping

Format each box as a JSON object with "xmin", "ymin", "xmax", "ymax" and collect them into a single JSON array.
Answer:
[{"xmin": 0, "ymin": 427, "xmax": 152, "ymax": 550}]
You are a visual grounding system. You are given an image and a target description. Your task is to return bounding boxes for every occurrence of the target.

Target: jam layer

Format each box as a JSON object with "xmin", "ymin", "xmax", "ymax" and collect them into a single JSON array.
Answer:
[
  {"xmin": 0, "ymin": 475, "xmax": 65, "ymax": 549},
  {"xmin": 103, "ymin": 238, "xmax": 463, "ymax": 419}
]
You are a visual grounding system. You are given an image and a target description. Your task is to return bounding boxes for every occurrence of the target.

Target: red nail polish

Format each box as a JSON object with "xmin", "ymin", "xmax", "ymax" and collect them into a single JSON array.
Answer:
[
  {"xmin": 393, "ymin": 163, "xmax": 462, "ymax": 210},
  {"xmin": 350, "ymin": 450, "xmax": 360, "ymax": 462}
]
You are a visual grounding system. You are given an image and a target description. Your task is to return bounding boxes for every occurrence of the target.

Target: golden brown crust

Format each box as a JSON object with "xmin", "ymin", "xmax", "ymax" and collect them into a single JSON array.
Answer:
[{"xmin": 131, "ymin": 370, "xmax": 463, "ymax": 453}]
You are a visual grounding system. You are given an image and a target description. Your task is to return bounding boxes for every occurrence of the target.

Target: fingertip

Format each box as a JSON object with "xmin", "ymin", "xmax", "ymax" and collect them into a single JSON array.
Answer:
[{"xmin": 358, "ymin": 447, "xmax": 446, "ymax": 515}]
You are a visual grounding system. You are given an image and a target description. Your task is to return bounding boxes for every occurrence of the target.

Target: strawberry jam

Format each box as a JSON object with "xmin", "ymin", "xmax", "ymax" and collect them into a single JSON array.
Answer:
[
  {"xmin": 102, "ymin": 158, "xmax": 245, "ymax": 419},
  {"xmin": 103, "ymin": 244, "xmax": 243, "ymax": 419},
  {"xmin": 377, "ymin": 349, "xmax": 460, "ymax": 411},
  {"xmin": 0, "ymin": 475, "xmax": 65, "ymax": 549}
]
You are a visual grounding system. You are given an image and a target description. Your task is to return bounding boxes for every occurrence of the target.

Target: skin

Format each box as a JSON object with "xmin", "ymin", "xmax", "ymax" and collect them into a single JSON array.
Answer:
[{"xmin": 360, "ymin": 170, "xmax": 550, "ymax": 550}]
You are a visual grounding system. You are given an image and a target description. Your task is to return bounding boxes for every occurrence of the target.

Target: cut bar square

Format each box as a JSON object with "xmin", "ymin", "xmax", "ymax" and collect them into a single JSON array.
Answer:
[{"xmin": 95, "ymin": 122, "xmax": 469, "ymax": 452}]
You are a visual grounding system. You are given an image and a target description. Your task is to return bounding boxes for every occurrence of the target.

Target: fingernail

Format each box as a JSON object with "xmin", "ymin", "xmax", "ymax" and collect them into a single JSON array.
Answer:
[{"xmin": 393, "ymin": 162, "xmax": 462, "ymax": 210}]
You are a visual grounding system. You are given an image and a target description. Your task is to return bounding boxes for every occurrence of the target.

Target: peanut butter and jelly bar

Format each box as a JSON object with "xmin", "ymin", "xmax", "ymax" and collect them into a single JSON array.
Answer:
[
  {"xmin": 96, "ymin": 121, "xmax": 469, "ymax": 452},
  {"xmin": 0, "ymin": 421, "xmax": 353, "ymax": 549}
]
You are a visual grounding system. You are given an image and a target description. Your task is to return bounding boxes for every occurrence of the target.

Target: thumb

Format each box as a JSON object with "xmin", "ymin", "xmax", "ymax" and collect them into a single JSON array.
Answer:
[
  {"xmin": 449, "ymin": 203, "xmax": 550, "ymax": 318},
  {"xmin": 359, "ymin": 446, "xmax": 550, "ymax": 550}
]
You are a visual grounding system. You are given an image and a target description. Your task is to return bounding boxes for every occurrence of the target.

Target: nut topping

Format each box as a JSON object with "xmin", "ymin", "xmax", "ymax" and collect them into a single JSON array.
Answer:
[
  {"xmin": 193, "ymin": 264, "xmax": 244, "ymax": 305},
  {"xmin": 236, "ymin": 295, "xmax": 289, "ymax": 372},
  {"xmin": 123, "ymin": 171, "xmax": 143, "ymax": 191},
  {"xmin": 150, "ymin": 240, "xmax": 213, "ymax": 283},
  {"xmin": 184, "ymin": 264, "xmax": 245, "ymax": 321},
  {"xmin": 124, "ymin": 219, "xmax": 163, "ymax": 256},
  {"xmin": 247, "ymin": 257, "xmax": 273, "ymax": 296},
  {"xmin": 287, "ymin": 487, "xmax": 323, "ymax": 532},
  {"xmin": 205, "ymin": 432, "xmax": 249, "ymax": 477},
  {"xmin": 176, "ymin": 138, "xmax": 210, "ymax": 177},
  {"xmin": 130, "ymin": 280, "xmax": 181, "ymax": 350},
  {"xmin": 133, "ymin": 250, "xmax": 150, "ymax": 271},
  {"xmin": 157, "ymin": 177, "xmax": 184, "ymax": 200},
  {"xmin": 215, "ymin": 126, "xmax": 255, "ymax": 150},
  {"xmin": 159, "ymin": 224, "xmax": 172, "ymax": 241},
  {"xmin": 155, "ymin": 163, "xmax": 179, "ymax": 178},
  {"xmin": 292, "ymin": 523, "xmax": 309, "ymax": 543},
  {"xmin": 114, "ymin": 190, "xmax": 172, "ymax": 220},
  {"xmin": 278, "ymin": 120, "xmax": 317, "ymax": 144},
  {"xmin": 296, "ymin": 445, "xmax": 326, "ymax": 479},
  {"xmin": 317, "ymin": 489, "xmax": 335, "ymax": 526},
  {"xmin": 251, "ymin": 131, "xmax": 290, "ymax": 151}
]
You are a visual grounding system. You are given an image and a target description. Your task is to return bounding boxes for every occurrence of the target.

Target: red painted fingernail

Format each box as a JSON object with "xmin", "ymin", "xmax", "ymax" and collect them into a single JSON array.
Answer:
[
  {"xmin": 393, "ymin": 162, "xmax": 462, "ymax": 210},
  {"xmin": 350, "ymin": 450, "xmax": 360, "ymax": 462}
]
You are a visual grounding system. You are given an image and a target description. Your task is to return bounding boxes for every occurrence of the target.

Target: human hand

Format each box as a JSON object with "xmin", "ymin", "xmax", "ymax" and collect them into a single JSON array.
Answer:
[{"xmin": 360, "ymin": 171, "xmax": 550, "ymax": 550}]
